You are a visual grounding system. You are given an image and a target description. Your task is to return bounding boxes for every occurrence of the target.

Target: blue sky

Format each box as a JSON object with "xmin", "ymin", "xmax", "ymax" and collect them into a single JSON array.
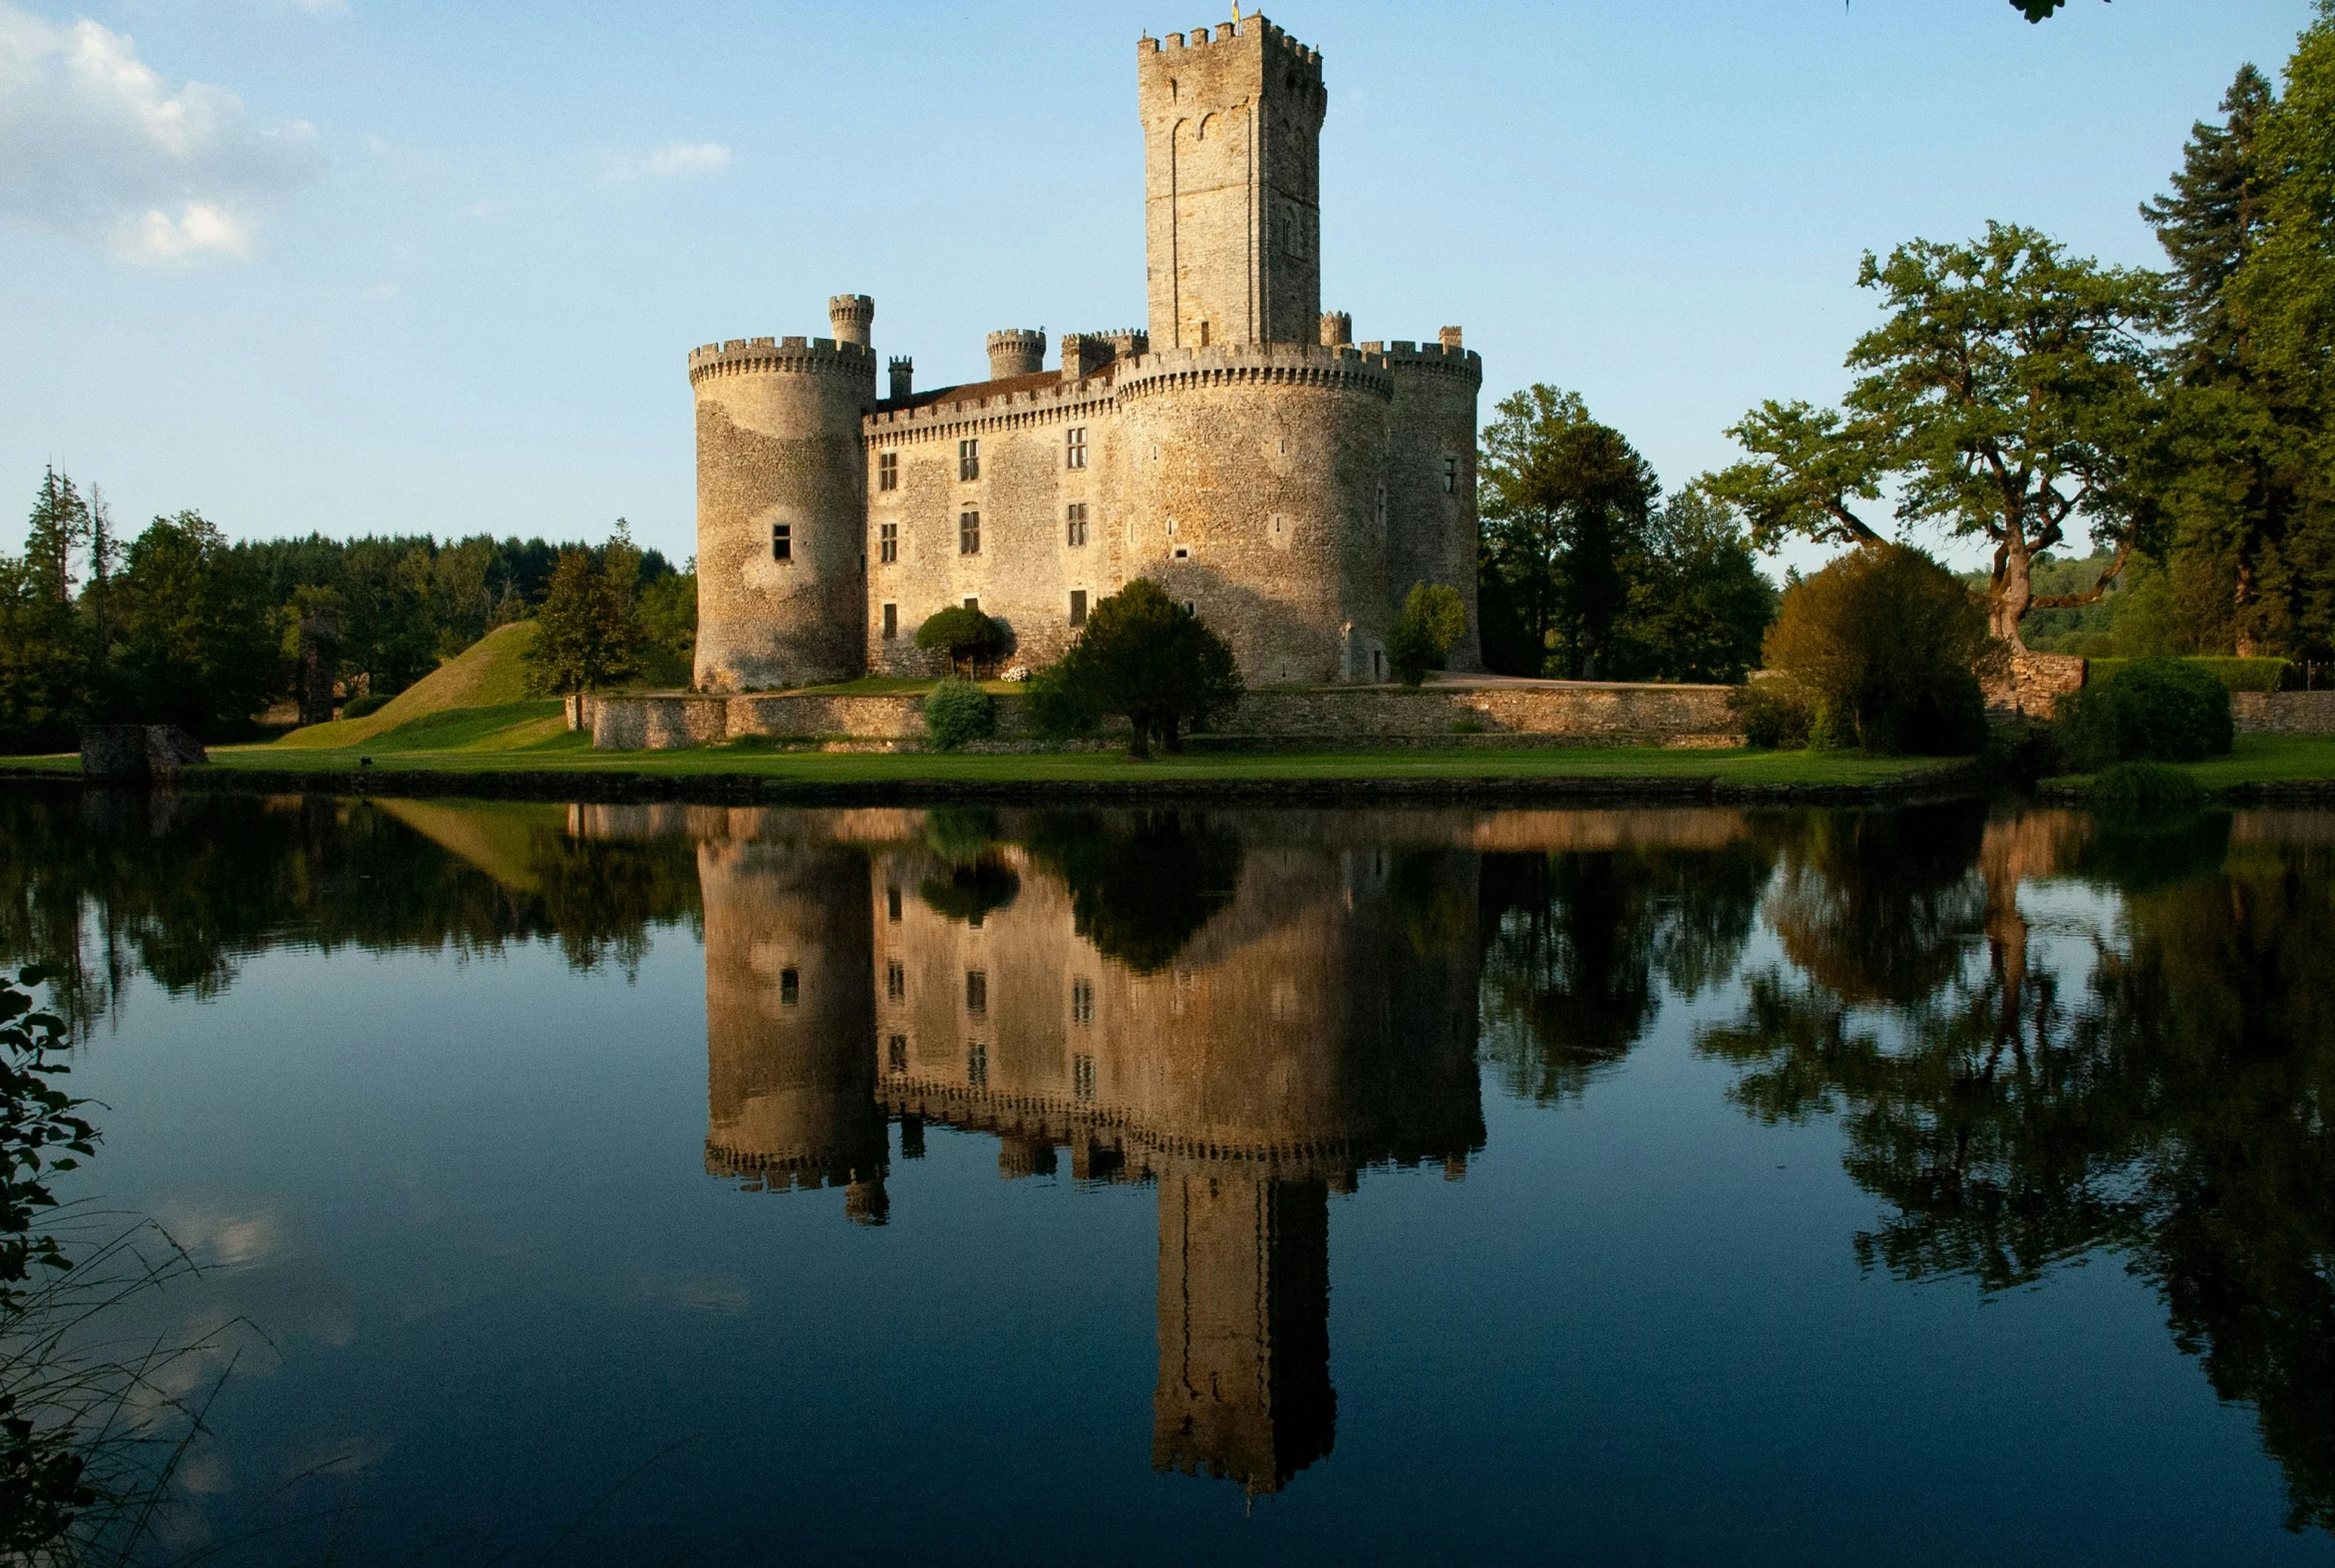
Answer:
[{"xmin": 0, "ymin": 0, "xmax": 2318, "ymax": 573}]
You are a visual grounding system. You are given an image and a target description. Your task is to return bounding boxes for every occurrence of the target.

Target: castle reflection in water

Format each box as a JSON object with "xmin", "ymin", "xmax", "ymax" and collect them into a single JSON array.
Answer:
[{"xmin": 680, "ymin": 805, "xmax": 1526, "ymax": 1494}]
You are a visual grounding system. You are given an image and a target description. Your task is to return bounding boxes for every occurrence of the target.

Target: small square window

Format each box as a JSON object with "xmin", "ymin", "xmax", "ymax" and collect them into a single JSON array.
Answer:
[
  {"xmin": 959, "ymin": 511, "xmax": 981, "ymax": 555},
  {"xmin": 1066, "ymin": 427, "xmax": 1088, "ymax": 470},
  {"xmin": 878, "ymin": 451, "xmax": 898, "ymax": 491},
  {"xmin": 772, "ymin": 523, "xmax": 792, "ymax": 562},
  {"xmin": 963, "ymin": 596, "xmax": 980, "ymax": 612},
  {"xmin": 886, "ymin": 960, "xmax": 904, "ymax": 1000},
  {"xmin": 879, "ymin": 520, "xmax": 897, "ymax": 563},
  {"xmin": 882, "ymin": 602, "xmax": 897, "ymax": 640},
  {"xmin": 958, "ymin": 439, "xmax": 980, "ymax": 481},
  {"xmin": 780, "ymin": 967, "xmax": 800, "ymax": 1006},
  {"xmin": 1172, "ymin": 547, "xmax": 1188, "ymax": 559},
  {"xmin": 1066, "ymin": 502, "xmax": 1088, "ymax": 547},
  {"xmin": 887, "ymin": 1035, "xmax": 907, "ymax": 1075},
  {"xmin": 967, "ymin": 1042, "xmax": 988, "ymax": 1088},
  {"xmin": 1069, "ymin": 589, "xmax": 1087, "ymax": 628},
  {"xmin": 966, "ymin": 969, "xmax": 987, "ymax": 1016}
]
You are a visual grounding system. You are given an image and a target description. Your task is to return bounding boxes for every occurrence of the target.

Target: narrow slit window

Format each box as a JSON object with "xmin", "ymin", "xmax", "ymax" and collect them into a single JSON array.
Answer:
[
  {"xmin": 958, "ymin": 439, "xmax": 980, "ymax": 481},
  {"xmin": 959, "ymin": 511, "xmax": 981, "ymax": 555},
  {"xmin": 1442, "ymin": 455, "xmax": 1459, "ymax": 493},
  {"xmin": 771, "ymin": 523, "xmax": 792, "ymax": 562},
  {"xmin": 879, "ymin": 520, "xmax": 897, "ymax": 563},
  {"xmin": 881, "ymin": 602, "xmax": 898, "ymax": 641},
  {"xmin": 1066, "ymin": 427, "xmax": 1088, "ymax": 470},
  {"xmin": 886, "ymin": 884, "xmax": 902, "ymax": 922},
  {"xmin": 1069, "ymin": 589, "xmax": 1087, "ymax": 628},
  {"xmin": 878, "ymin": 451, "xmax": 898, "ymax": 491},
  {"xmin": 779, "ymin": 967, "xmax": 800, "ymax": 1006}
]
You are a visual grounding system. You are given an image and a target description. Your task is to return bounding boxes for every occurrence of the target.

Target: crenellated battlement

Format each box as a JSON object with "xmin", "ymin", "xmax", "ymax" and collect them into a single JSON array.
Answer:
[
  {"xmin": 1140, "ymin": 14, "xmax": 1322, "ymax": 71},
  {"xmin": 863, "ymin": 370, "xmax": 1118, "ymax": 443},
  {"xmin": 688, "ymin": 335, "xmax": 877, "ymax": 387},
  {"xmin": 1115, "ymin": 340, "xmax": 1395, "ymax": 402},
  {"xmin": 1368, "ymin": 339, "xmax": 1485, "ymax": 385}
]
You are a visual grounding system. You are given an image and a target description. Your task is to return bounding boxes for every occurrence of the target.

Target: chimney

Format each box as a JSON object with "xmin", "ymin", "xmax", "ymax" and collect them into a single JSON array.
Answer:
[{"xmin": 888, "ymin": 357, "xmax": 914, "ymax": 401}]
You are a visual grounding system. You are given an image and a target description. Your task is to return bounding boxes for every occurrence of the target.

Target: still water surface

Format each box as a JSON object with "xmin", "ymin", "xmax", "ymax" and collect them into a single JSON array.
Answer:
[{"xmin": 8, "ymin": 791, "xmax": 2334, "ymax": 1564}]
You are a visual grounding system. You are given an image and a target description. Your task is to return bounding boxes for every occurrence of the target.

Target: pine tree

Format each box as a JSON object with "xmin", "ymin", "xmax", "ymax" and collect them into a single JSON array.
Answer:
[{"xmin": 2144, "ymin": 64, "xmax": 2278, "ymax": 372}]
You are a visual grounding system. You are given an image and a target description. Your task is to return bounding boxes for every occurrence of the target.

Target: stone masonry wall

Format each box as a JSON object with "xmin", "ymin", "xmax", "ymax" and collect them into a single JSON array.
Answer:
[
  {"xmin": 591, "ymin": 680, "xmax": 1743, "ymax": 751},
  {"xmin": 2234, "ymin": 691, "xmax": 2335, "ymax": 735}
]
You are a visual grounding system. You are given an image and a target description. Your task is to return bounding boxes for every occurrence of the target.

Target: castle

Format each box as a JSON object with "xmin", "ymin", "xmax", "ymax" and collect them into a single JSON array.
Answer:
[{"xmin": 688, "ymin": 13, "xmax": 1484, "ymax": 692}]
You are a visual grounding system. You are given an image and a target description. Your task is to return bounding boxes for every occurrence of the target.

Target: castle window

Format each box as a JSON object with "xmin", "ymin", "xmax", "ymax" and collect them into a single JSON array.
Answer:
[
  {"xmin": 1376, "ymin": 483, "xmax": 1388, "ymax": 529},
  {"xmin": 1067, "ymin": 427, "xmax": 1088, "ymax": 470},
  {"xmin": 963, "ymin": 596, "xmax": 980, "ymax": 612},
  {"xmin": 959, "ymin": 511, "xmax": 981, "ymax": 555},
  {"xmin": 878, "ymin": 451, "xmax": 897, "ymax": 491},
  {"xmin": 887, "ymin": 884, "xmax": 901, "ymax": 922},
  {"xmin": 1069, "ymin": 589, "xmax": 1087, "ymax": 627},
  {"xmin": 966, "ymin": 969, "xmax": 987, "ymax": 1016},
  {"xmin": 780, "ymin": 967, "xmax": 800, "ymax": 1006},
  {"xmin": 886, "ymin": 960, "xmax": 904, "ymax": 1000},
  {"xmin": 879, "ymin": 520, "xmax": 897, "ymax": 563},
  {"xmin": 882, "ymin": 602, "xmax": 897, "ymax": 640},
  {"xmin": 1074, "ymin": 1053, "xmax": 1096, "ymax": 1102},
  {"xmin": 1172, "ymin": 548, "xmax": 1188, "ymax": 559},
  {"xmin": 1443, "ymin": 456, "xmax": 1459, "ymax": 494},
  {"xmin": 771, "ymin": 523, "xmax": 792, "ymax": 562},
  {"xmin": 887, "ymin": 1035, "xmax": 907, "ymax": 1075},
  {"xmin": 967, "ymin": 1042, "xmax": 988, "ymax": 1088},
  {"xmin": 1066, "ymin": 502, "xmax": 1088, "ymax": 546},
  {"xmin": 1072, "ymin": 978, "xmax": 1094, "ymax": 1025},
  {"xmin": 958, "ymin": 439, "xmax": 980, "ymax": 481}
]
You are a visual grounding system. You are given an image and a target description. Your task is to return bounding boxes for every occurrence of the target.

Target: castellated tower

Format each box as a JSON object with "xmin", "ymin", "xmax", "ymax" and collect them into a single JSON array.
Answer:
[
  {"xmin": 1139, "ymin": 19, "xmax": 1324, "ymax": 348},
  {"xmin": 688, "ymin": 295, "xmax": 876, "ymax": 691}
]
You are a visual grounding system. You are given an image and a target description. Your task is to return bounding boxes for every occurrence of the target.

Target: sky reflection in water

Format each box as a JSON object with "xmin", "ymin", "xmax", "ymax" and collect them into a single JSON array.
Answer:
[{"xmin": 6, "ymin": 791, "xmax": 2333, "ymax": 1565}]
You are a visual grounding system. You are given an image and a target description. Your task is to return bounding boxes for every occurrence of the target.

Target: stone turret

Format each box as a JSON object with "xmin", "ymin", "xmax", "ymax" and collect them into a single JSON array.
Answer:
[
  {"xmin": 829, "ymin": 293, "xmax": 874, "ymax": 348},
  {"xmin": 1320, "ymin": 310, "xmax": 1352, "ymax": 347},
  {"xmin": 987, "ymin": 328, "xmax": 1047, "ymax": 380},
  {"xmin": 888, "ymin": 356, "xmax": 913, "ymax": 401},
  {"xmin": 689, "ymin": 310, "xmax": 876, "ymax": 690}
]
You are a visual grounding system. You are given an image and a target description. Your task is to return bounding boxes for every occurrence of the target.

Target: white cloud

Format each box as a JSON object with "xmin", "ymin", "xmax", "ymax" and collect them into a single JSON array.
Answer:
[
  {"xmin": 603, "ymin": 140, "xmax": 729, "ymax": 184},
  {"xmin": 0, "ymin": 1, "xmax": 320, "ymax": 262}
]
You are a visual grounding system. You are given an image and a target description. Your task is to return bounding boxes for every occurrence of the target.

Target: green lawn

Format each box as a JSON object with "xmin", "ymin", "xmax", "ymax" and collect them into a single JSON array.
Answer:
[
  {"xmin": 146, "ymin": 739, "xmax": 1970, "ymax": 787},
  {"xmin": 2043, "ymin": 734, "xmax": 2335, "ymax": 793}
]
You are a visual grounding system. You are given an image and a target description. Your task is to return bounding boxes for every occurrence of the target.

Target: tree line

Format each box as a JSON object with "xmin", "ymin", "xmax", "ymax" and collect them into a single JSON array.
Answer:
[
  {"xmin": 1485, "ymin": 3, "xmax": 2335, "ymax": 679},
  {"xmin": 0, "ymin": 471, "xmax": 694, "ymax": 749}
]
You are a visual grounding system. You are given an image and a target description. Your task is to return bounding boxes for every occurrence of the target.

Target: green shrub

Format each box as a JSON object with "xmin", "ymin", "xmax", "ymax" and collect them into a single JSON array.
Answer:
[
  {"xmin": 1042, "ymin": 580, "xmax": 1241, "ymax": 757},
  {"xmin": 919, "ymin": 678, "xmax": 995, "ymax": 751},
  {"xmin": 2056, "ymin": 656, "xmax": 2233, "ymax": 768},
  {"xmin": 1387, "ymin": 583, "xmax": 1468, "ymax": 687},
  {"xmin": 1981, "ymin": 717, "xmax": 2062, "ymax": 784},
  {"xmin": 1026, "ymin": 661, "xmax": 1101, "ymax": 741},
  {"xmin": 1807, "ymin": 700, "xmax": 1856, "ymax": 752},
  {"xmin": 1728, "ymin": 681, "xmax": 1812, "ymax": 750},
  {"xmin": 1762, "ymin": 543, "xmax": 1998, "ymax": 757},
  {"xmin": 2090, "ymin": 760, "xmax": 2204, "ymax": 814},
  {"xmin": 2086, "ymin": 656, "xmax": 2289, "ymax": 694},
  {"xmin": 339, "ymin": 693, "xmax": 390, "ymax": 720}
]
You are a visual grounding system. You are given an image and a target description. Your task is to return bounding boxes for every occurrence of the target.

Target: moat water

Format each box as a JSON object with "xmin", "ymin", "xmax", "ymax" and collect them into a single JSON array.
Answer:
[{"xmin": 9, "ymin": 790, "xmax": 2335, "ymax": 1564}]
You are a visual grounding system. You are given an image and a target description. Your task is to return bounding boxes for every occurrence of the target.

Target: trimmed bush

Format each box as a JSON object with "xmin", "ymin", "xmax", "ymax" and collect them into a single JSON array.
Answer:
[
  {"xmin": 919, "ymin": 678, "xmax": 995, "ymax": 751},
  {"xmin": 1762, "ymin": 543, "xmax": 1998, "ymax": 757},
  {"xmin": 914, "ymin": 607, "xmax": 1007, "ymax": 675},
  {"xmin": 2086, "ymin": 656, "xmax": 2289, "ymax": 694},
  {"xmin": 339, "ymin": 693, "xmax": 390, "ymax": 720},
  {"xmin": 2056, "ymin": 656, "xmax": 2233, "ymax": 768}
]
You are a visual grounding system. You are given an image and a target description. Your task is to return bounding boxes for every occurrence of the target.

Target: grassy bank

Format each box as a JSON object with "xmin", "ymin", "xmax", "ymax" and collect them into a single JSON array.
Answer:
[{"xmin": 2041, "ymin": 735, "xmax": 2335, "ymax": 800}]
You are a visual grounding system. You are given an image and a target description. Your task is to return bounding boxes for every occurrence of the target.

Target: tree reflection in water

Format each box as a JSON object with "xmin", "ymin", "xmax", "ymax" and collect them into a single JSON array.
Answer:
[{"xmin": 1700, "ymin": 805, "xmax": 2335, "ymax": 1533}]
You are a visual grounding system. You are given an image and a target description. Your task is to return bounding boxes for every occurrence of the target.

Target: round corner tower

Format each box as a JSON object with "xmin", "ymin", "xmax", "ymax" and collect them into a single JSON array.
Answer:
[{"xmin": 690, "ymin": 296, "xmax": 876, "ymax": 691}]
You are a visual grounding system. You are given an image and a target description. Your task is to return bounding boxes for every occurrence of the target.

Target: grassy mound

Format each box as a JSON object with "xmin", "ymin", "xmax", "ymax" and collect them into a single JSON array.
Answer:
[{"xmin": 277, "ymin": 622, "xmax": 539, "ymax": 749}]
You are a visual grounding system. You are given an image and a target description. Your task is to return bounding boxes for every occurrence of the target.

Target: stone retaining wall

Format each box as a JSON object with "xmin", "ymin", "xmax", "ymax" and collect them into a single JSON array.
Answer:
[
  {"xmin": 590, "ymin": 680, "xmax": 1744, "ymax": 752},
  {"xmin": 2234, "ymin": 691, "xmax": 2335, "ymax": 735}
]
